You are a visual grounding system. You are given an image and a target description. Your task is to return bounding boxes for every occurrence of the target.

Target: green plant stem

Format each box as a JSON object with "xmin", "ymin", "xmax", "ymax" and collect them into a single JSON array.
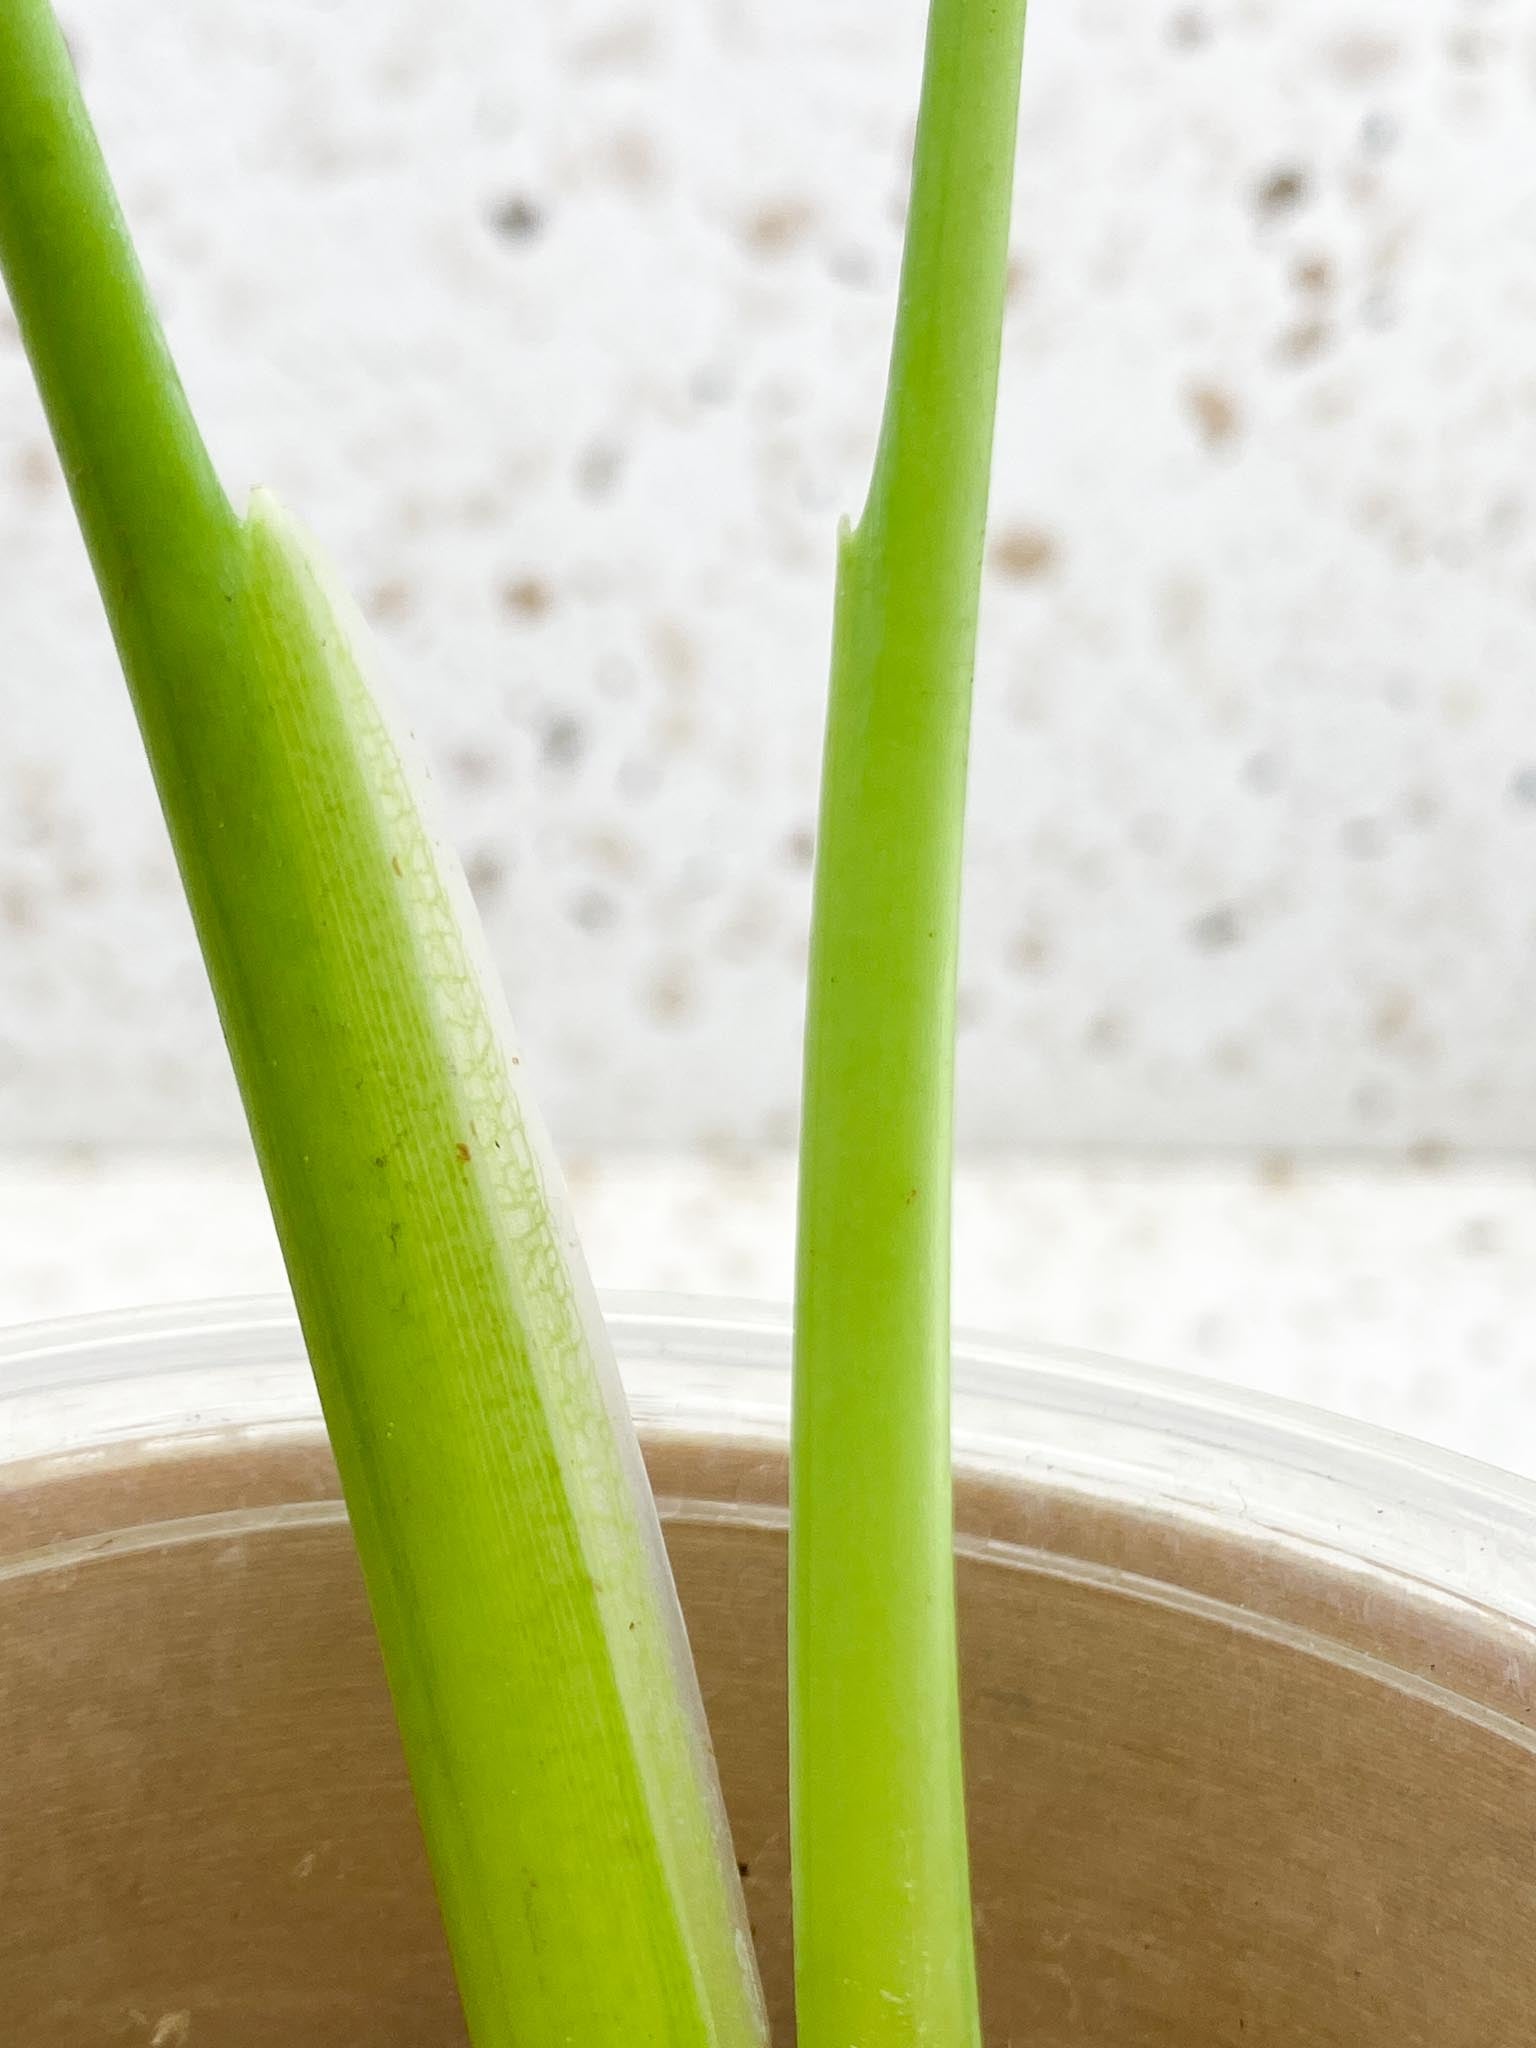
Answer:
[
  {"xmin": 0, "ymin": 11, "xmax": 766, "ymax": 2047},
  {"xmin": 791, "ymin": 0, "xmax": 1029, "ymax": 2044}
]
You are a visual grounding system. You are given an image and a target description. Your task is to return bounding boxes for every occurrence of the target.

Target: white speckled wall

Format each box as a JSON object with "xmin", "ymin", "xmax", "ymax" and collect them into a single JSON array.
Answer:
[{"xmin": 3, "ymin": 0, "xmax": 1535, "ymax": 1153}]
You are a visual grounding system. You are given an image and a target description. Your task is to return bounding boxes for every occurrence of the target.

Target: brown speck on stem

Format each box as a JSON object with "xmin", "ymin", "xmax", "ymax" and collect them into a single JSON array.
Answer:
[
  {"xmin": 455, "ymin": 1142, "xmax": 472, "ymax": 1164},
  {"xmin": 905, "ymin": 1187, "xmax": 919, "ymax": 1205},
  {"xmin": 391, "ymin": 856, "xmax": 402, "ymax": 877}
]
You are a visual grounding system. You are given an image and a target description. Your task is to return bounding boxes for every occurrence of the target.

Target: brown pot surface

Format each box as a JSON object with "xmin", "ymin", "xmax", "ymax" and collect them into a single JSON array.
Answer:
[{"xmin": 3, "ymin": 1427, "xmax": 1534, "ymax": 2045}]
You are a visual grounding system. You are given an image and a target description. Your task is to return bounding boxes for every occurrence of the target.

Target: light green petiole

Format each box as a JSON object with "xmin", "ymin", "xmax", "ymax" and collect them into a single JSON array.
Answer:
[
  {"xmin": 791, "ymin": 0, "xmax": 1030, "ymax": 2044},
  {"xmin": 0, "ymin": 8, "xmax": 767, "ymax": 2047}
]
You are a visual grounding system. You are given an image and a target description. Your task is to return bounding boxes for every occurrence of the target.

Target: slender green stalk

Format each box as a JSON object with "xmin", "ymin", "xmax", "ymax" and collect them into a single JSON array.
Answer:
[
  {"xmin": 791, "ymin": 1, "xmax": 1028, "ymax": 2043},
  {"xmin": 0, "ymin": 11, "xmax": 766, "ymax": 2047}
]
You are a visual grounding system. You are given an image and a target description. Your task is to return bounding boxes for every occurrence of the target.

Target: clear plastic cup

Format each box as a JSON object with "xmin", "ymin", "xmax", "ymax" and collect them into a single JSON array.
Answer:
[{"xmin": 4, "ymin": 1295, "xmax": 1535, "ymax": 2043}]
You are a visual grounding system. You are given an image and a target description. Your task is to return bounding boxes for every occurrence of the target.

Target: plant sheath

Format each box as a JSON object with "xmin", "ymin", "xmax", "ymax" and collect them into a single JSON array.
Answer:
[
  {"xmin": 0, "ymin": 9, "xmax": 767, "ymax": 2046},
  {"xmin": 791, "ymin": 0, "xmax": 1029, "ymax": 2044}
]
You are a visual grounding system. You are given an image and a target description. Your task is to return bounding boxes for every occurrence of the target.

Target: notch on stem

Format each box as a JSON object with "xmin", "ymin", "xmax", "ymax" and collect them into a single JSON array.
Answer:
[{"xmin": 792, "ymin": 0, "xmax": 1030, "ymax": 2042}]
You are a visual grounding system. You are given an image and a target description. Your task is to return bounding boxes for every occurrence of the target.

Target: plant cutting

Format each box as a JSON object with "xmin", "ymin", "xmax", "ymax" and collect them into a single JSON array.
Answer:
[
  {"xmin": 792, "ymin": 0, "xmax": 1026, "ymax": 2041},
  {"xmin": 0, "ymin": 1, "xmax": 1026, "ymax": 2044}
]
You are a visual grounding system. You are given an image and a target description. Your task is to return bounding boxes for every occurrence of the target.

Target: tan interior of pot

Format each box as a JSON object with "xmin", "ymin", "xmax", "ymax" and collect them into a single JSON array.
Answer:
[{"xmin": 3, "ymin": 1427, "xmax": 1536, "ymax": 2045}]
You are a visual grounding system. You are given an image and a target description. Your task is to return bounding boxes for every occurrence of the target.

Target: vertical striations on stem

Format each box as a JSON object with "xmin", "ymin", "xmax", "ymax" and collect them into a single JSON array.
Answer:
[
  {"xmin": 791, "ymin": 0, "xmax": 1030, "ymax": 2044},
  {"xmin": 0, "ymin": 8, "xmax": 768, "ymax": 2046}
]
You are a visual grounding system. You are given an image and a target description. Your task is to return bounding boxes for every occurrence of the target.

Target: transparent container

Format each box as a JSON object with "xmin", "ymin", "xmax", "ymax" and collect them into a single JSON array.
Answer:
[{"xmin": 3, "ymin": 1295, "xmax": 1535, "ymax": 2044}]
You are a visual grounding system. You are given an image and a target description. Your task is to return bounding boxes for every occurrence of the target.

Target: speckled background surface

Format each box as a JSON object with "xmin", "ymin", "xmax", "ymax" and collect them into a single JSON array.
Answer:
[
  {"xmin": 6, "ymin": 1, "xmax": 1536, "ymax": 1467},
  {"xmin": 5, "ymin": 0, "xmax": 1536, "ymax": 1152}
]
